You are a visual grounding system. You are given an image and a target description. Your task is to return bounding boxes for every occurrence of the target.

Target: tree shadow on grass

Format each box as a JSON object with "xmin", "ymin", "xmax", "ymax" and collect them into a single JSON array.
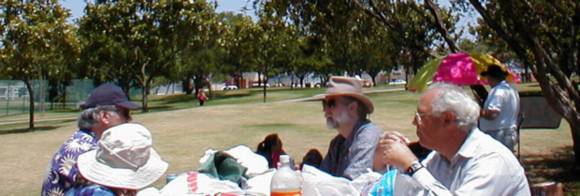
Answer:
[
  {"xmin": 523, "ymin": 146, "xmax": 580, "ymax": 193},
  {"xmin": 0, "ymin": 125, "xmax": 61, "ymax": 135}
]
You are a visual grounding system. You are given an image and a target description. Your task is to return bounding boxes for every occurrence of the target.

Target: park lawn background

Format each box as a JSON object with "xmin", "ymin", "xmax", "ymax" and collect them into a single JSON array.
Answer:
[{"xmin": 0, "ymin": 84, "xmax": 576, "ymax": 195}]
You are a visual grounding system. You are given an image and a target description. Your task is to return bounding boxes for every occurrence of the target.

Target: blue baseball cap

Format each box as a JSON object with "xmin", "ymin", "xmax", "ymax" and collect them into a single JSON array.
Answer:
[{"xmin": 80, "ymin": 83, "xmax": 139, "ymax": 110}]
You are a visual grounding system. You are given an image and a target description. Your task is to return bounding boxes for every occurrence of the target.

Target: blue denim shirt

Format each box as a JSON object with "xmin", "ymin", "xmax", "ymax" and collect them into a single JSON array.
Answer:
[
  {"xmin": 42, "ymin": 129, "xmax": 98, "ymax": 196},
  {"xmin": 320, "ymin": 120, "xmax": 382, "ymax": 179}
]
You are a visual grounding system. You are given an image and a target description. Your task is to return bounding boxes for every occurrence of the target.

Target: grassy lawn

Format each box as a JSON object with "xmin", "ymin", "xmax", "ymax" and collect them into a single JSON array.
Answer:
[{"xmin": 0, "ymin": 84, "xmax": 577, "ymax": 195}]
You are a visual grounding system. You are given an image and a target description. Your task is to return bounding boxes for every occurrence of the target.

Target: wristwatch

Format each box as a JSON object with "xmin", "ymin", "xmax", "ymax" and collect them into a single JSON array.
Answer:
[{"xmin": 404, "ymin": 160, "xmax": 424, "ymax": 176}]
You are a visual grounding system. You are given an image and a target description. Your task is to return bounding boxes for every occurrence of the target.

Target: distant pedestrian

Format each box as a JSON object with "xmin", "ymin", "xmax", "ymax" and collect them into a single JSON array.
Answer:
[{"xmin": 197, "ymin": 90, "xmax": 207, "ymax": 106}]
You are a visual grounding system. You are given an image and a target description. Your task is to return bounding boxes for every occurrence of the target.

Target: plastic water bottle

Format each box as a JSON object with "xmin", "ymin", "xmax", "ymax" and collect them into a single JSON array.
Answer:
[{"xmin": 270, "ymin": 155, "xmax": 302, "ymax": 196}]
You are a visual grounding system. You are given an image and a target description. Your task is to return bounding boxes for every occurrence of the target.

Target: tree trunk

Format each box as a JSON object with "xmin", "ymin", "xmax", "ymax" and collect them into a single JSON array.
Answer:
[
  {"xmin": 369, "ymin": 72, "xmax": 378, "ymax": 87},
  {"xmin": 23, "ymin": 80, "xmax": 34, "ymax": 130},
  {"xmin": 142, "ymin": 77, "xmax": 153, "ymax": 113},
  {"xmin": 257, "ymin": 71, "xmax": 262, "ymax": 88},
  {"xmin": 120, "ymin": 81, "xmax": 131, "ymax": 101},
  {"xmin": 570, "ymin": 117, "xmax": 580, "ymax": 165},
  {"xmin": 263, "ymin": 78, "xmax": 267, "ymax": 102},
  {"xmin": 182, "ymin": 78, "xmax": 193, "ymax": 95},
  {"xmin": 141, "ymin": 84, "xmax": 148, "ymax": 112},
  {"xmin": 424, "ymin": 0, "xmax": 460, "ymax": 53},
  {"xmin": 290, "ymin": 74, "xmax": 295, "ymax": 90},
  {"xmin": 194, "ymin": 75, "xmax": 204, "ymax": 105},
  {"xmin": 204, "ymin": 78, "xmax": 213, "ymax": 98}
]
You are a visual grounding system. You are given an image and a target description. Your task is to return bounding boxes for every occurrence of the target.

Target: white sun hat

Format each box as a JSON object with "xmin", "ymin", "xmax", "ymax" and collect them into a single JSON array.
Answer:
[{"xmin": 77, "ymin": 123, "xmax": 168, "ymax": 190}]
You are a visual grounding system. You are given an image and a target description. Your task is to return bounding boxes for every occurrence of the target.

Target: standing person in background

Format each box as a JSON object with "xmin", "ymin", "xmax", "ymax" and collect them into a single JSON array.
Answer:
[
  {"xmin": 197, "ymin": 90, "xmax": 207, "ymax": 106},
  {"xmin": 42, "ymin": 83, "xmax": 139, "ymax": 196},
  {"xmin": 317, "ymin": 76, "xmax": 382, "ymax": 180},
  {"xmin": 479, "ymin": 65, "xmax": 520, "ymax": 151}
]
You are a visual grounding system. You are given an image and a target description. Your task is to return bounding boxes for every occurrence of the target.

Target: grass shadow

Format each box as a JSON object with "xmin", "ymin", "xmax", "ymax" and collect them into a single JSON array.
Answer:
[
  {"xmin": 0, "ymin": 125, "xmax": 61, "ymax": 135},
  {"xmin": 245, "ymin": 123, "xmax": 298, "ymax": 130},
  {"xmin": 523, "ymin": 146, "xmax": 580, "ymax": 193}
]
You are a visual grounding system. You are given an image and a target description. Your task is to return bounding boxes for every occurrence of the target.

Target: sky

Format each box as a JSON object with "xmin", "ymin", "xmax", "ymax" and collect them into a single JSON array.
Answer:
[
  {"xmin": 59, "ymin": 0, "xmax": 252, "ymax": 21},
  {"xmin": 59, "ymin": 0, "xmax": 475, "ymax": 39}
]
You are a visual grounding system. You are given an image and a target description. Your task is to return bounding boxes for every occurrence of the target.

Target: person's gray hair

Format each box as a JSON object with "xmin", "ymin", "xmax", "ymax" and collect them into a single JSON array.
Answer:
[
  {"xmin": 342, "ymin": 96, "xmax": 369, "ymax": 120},
  {"xmin": 77, "ymin": 105, "xmax": 120, "ymax": 130},
  {"xmin": 426, "ymin": 83, "xmax": 480, "ymax": 130}
]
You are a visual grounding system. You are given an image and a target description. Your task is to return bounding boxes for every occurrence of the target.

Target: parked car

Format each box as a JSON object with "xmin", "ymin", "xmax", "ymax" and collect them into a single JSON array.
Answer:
[
  {"xmin": 389, "ymin": 79, "xmax": 406, "ymax": 85},
  {"xmin": 223, "ymin": 85, "xmax": 238, "ymax": 90},
  {"xmin": 251, "ymin": 82, "xmax": 270, "ymax": 88}
]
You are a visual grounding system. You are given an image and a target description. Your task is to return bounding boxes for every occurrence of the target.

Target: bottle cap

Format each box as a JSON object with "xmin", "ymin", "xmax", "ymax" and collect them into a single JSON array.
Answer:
[{"xmin": 280, "ymin": 155, "xmax": 290, "ymax": 163}]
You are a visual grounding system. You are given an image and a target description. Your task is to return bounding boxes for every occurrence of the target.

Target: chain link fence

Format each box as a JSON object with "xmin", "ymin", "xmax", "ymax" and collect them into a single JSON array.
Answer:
[{"xmin": 0, "ymin": 80, "xmax": 98, "ymax": 116}]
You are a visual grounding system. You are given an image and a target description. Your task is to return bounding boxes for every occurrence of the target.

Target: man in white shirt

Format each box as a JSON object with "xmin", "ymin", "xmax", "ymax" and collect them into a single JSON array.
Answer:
[
  {"xmin": 479, "ymin": 65, "xmax": 520, "ymax": 151},
  {"xmin": 379, "ymin": 83, "xmax": 530, "ymax": 195}
]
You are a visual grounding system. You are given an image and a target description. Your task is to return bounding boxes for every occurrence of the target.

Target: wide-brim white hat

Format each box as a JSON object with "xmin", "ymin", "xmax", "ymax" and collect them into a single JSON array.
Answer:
[{"xmin": 77, "ymin": 123, "xmax": 168, "ymax": 190}]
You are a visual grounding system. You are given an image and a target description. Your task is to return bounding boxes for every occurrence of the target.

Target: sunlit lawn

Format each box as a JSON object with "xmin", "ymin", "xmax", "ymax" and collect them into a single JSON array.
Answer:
[{"xmin": 0, "ymin": 83, "xmax": 577, "ymax": 195}]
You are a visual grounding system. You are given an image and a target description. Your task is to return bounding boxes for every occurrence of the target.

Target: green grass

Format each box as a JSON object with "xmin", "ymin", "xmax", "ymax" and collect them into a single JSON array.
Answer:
[{"xmin": 0, "ymin": 83, "xmax": 578, "ymax": 195}]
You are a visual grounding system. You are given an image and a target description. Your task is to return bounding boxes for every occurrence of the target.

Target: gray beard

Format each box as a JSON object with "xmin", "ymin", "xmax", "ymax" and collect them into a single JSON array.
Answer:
[
  {"xmin": 326, "ymin": 118, "xmax": 339, "ymax": 129},
  {"xmin": 326, "ymin": 112, "xmax": 349, "ymax": 130}
]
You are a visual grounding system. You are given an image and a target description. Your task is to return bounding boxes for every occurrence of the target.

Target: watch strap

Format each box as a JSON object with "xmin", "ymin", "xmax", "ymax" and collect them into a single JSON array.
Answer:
[{"xmin": 405, "ymin": 160, "xmax": 424, "ymax": 176}]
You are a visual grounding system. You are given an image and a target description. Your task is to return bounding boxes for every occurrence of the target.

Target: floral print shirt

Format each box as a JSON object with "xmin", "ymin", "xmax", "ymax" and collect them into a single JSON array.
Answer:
[
  {"xmin": 42, "ymin": 129, "xmax": 98, "ymax": 196},
  {"xmin": 65, "ymin": 184, "xmax": 115, "ymax": 196}
]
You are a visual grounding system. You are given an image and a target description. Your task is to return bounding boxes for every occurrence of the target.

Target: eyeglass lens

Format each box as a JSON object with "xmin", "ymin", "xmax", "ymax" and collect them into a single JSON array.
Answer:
[{"xmin": 322, "ymin": 99, "xmax": 336, "ymax": 109}]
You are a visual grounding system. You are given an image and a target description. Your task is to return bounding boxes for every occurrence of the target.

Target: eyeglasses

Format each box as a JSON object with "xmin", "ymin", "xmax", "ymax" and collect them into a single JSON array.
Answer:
[
  {"xmin": 414, "ymin": 111, "xmax": 430, "ymax": 124},
  {"xmin": 322, "ymin": 99, "xmax": 337, "ymax": 110}
]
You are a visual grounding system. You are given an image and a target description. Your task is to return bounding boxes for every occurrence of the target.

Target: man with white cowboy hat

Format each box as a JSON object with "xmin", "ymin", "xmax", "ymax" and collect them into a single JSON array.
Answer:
[
  {"xmin": 66, "ymin": 123, "xmax": 168, "ymax": 195},
  {"xmin": 317, "ymin": 76, "xmax": 383, "ymax": 180},
  {"xmin": 42, "ymin": 83, "xmax": 139, "ymax": 196}
]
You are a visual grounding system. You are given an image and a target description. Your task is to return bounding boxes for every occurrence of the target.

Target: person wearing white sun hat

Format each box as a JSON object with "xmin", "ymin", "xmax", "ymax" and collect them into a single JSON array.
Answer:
[
  {"xmin": 66, "ymin": 123, "xmax": 168, "ymax": 196},
  {"xmin": 42, "ymin": 83, "xmax": 139, "ymax": 196}
]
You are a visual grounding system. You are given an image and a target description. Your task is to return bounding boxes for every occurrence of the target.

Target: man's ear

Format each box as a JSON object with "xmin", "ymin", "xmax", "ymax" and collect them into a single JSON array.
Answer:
[
  {"xmin": 442, "ymin": 111, "xmax": 456, "ymax": 125},
  {"xmin": 348, "ymin": 101, "xmax": 358, "ymax": 113},
  {"xmin": 99, "ymin": 111, "xmax": 112, "ymax": 125}
]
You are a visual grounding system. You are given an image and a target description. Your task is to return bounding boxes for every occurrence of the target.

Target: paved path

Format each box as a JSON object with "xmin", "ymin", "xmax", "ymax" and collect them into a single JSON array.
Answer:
[
  {"xmin": 0, "ymin": 87, "xmax": 406, "ymax": 127},
  {"xmin": 275, "ymin": 87, "xmax": 406, "ymax": 103}
]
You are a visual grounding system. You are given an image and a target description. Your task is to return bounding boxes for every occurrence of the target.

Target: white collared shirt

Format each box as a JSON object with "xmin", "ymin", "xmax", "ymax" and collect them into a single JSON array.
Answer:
[
  {"xmin": 479, "ymin": 80, "xmax": 520, "ymax": 131},
  {"xmin": 410, "ymin": 128, "xmax": 530, "ymax": 196}
]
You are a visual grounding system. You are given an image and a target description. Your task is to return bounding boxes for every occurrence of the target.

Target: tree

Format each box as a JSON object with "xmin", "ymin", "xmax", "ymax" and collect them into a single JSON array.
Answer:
[
  {"xmin": 221, "ymin": 12, "xmax": 260, "ymax": 89},
  {"xmin": 352, "ymin": 0, "xmax": 454, "ymax": 81},
  {"xmin": 0, "ymin": 0, "xmax": 80, "ymax": 129},
  {"xmin": 171, "ymin": 1, "xmax": 226, "ymax": 99},
  {"xmin": 254, "ymin": 1, "xmax": 297, "ymax": 102},
  {"xmin": 458, "ymin": 0, "xmax": 580, "ymax": 165},
  {"xmin": 79, "ymin": 0, "xmax": 222, "ymax": 111},
  {"xmin": 263, "ymin": 0, "xmax": 442, "ymax": 83}
]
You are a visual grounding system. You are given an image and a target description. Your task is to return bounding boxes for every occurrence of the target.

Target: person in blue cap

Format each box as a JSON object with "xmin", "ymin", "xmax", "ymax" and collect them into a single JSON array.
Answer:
[{"xmin": 41, "ymin": 83, "xmax": 139, "ymax": 196}]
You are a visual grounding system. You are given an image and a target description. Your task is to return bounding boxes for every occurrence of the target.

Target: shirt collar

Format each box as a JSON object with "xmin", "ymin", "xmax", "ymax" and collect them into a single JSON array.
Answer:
[
  {"xmin": 80, "ymin": 128, "xmax": 97, "ymax": 138},
  {"xmin": 452, "ymin": 127, "xmax": 479, "ymax": 161}
]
